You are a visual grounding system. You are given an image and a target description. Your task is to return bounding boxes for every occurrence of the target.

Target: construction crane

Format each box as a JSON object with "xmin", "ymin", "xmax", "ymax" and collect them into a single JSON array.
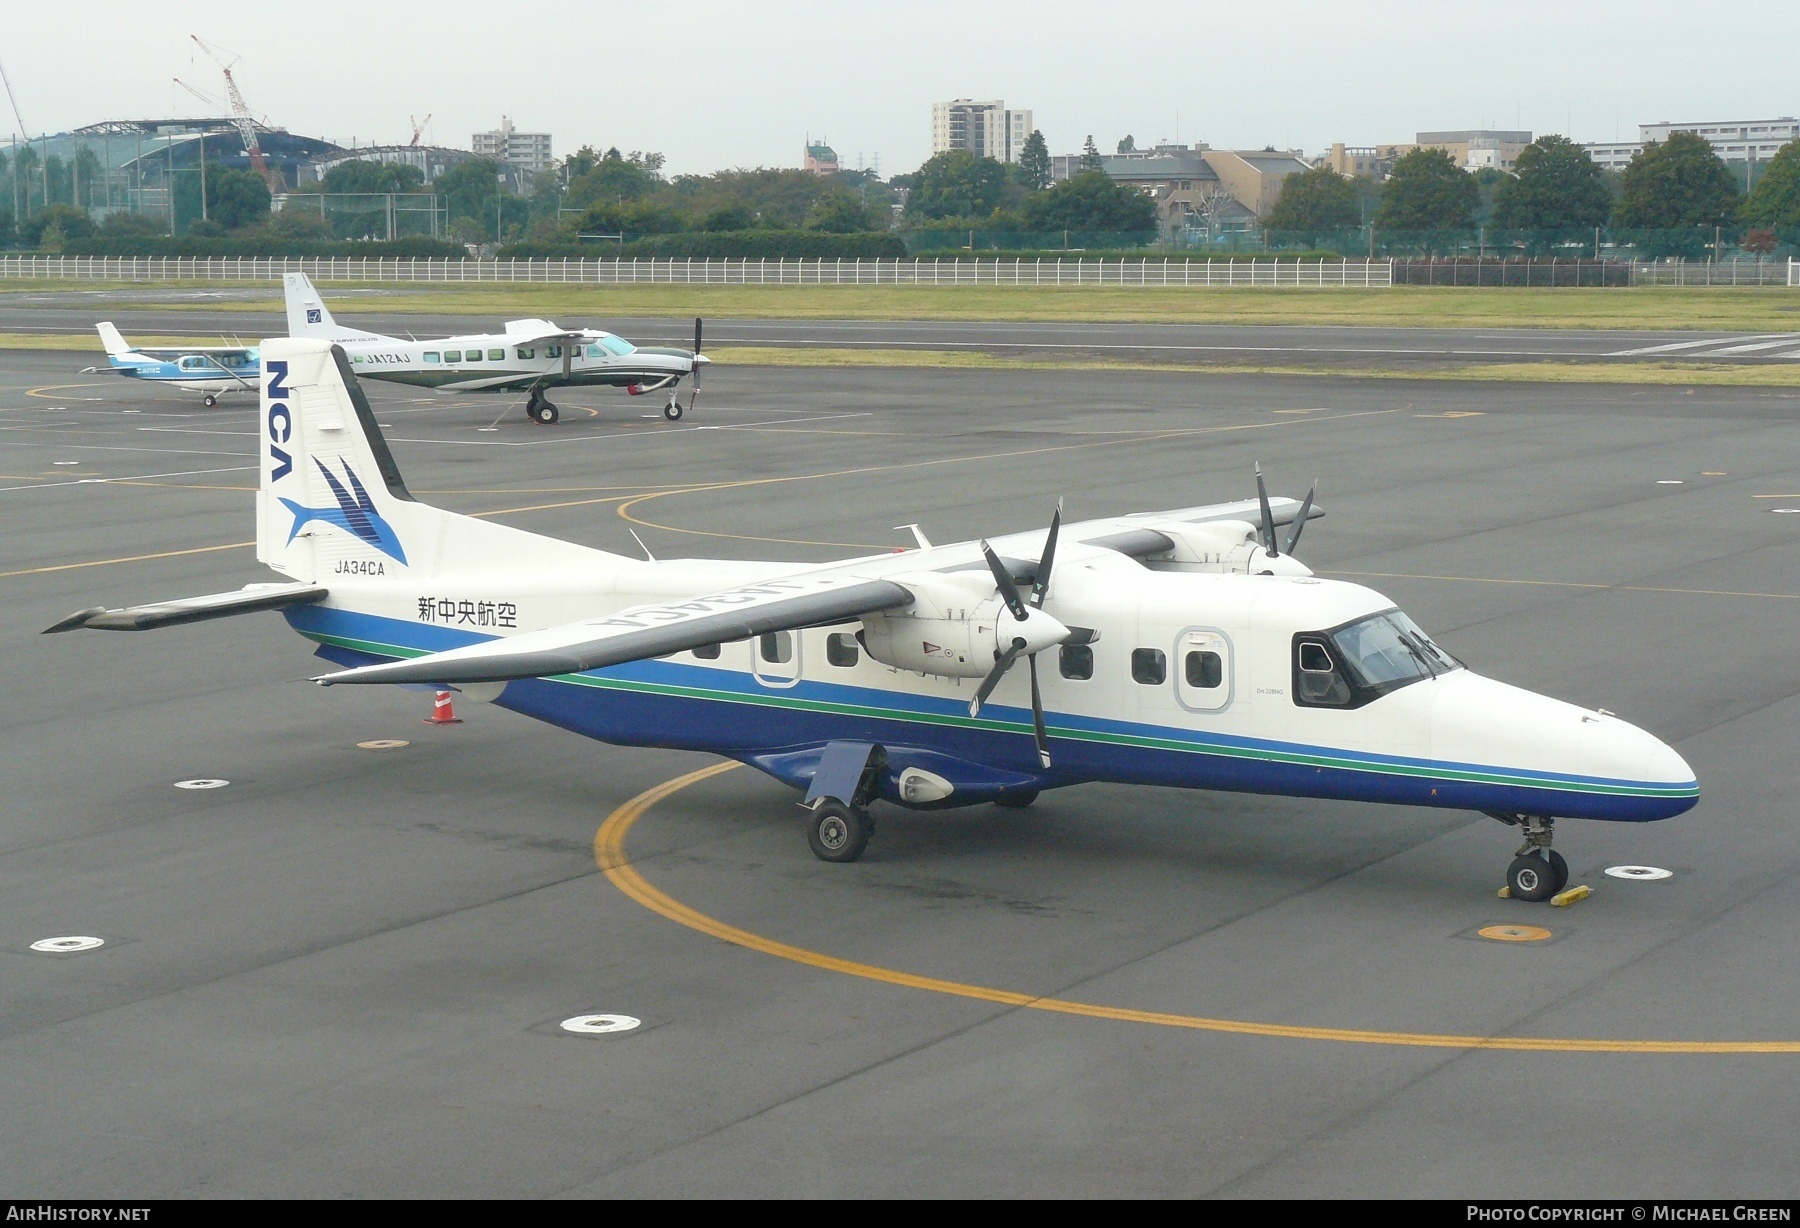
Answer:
[
  {"xmin": 189, "ymin": 35, "xmax": 282, "ymax": 190},
  {"xmin": 409, "ymin": 114, "xmax": 432, "ymax": 148}
]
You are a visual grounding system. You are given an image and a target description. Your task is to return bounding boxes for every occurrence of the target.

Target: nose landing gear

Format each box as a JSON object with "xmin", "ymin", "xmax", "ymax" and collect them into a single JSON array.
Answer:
[
  {"xmin": 1490, "ymin": 813, "xmax": 1569, "ymax": 902},
  {"xmin": 663, "ymin": 395, "xmax": 684, "ymax": 421}
]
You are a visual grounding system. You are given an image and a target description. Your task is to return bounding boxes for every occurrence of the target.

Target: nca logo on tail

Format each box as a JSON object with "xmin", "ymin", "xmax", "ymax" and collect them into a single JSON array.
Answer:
[{"xmin": 266, "ymin": 359, "xmax": 407, "ymax": 566}]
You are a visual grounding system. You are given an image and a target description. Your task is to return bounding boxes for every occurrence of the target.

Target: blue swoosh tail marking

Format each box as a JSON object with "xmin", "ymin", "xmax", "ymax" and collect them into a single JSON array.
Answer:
[{"xmin": 280, "ymin": 458, "xmax": 407, "ymax": 564}]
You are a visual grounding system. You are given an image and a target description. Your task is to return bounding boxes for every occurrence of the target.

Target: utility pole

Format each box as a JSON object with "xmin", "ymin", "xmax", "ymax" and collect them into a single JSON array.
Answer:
[{"xmin": 198, "ymin": 132, "xmax": 207, "ymax": 222}]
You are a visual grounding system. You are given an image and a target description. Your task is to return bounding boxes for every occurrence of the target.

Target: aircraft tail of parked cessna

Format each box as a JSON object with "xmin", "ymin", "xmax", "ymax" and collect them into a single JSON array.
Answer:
[
  {"xmin": 282, "ymin": 273, "xmax": 400, "ymax": 345},
  {"xmin": 47, "ymin": 339, "xmax": 1697, "ymax": 900}
]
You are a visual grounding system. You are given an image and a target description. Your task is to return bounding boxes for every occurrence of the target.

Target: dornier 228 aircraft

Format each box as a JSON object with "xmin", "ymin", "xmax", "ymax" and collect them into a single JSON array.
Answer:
[
  {"xmin": 46, "ymin": 339, "xmax": 1698, "ymax": 903},
  {"xmin": 283, "ymin": 272, "xmax": 707, "ymax": 424},
  {"xmin": 93, "ymin": 322, "xmax": 259, "ymax": 408}
]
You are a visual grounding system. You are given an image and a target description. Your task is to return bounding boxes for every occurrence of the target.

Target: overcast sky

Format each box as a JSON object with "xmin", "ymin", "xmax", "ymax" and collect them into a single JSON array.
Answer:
[{"xmin": 5, "ymin": 1, "xmax": 1796, "ymax": 175}]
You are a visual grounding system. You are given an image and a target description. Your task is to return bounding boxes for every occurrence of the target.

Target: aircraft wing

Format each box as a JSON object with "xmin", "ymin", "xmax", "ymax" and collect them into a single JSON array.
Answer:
[
  {"xmin": 44, "ymin": 583, "xmax": 327, "ymax": 632},
  {"xmin": 316, "ymin": 575, "xmax": 913, "ymax": 687}
]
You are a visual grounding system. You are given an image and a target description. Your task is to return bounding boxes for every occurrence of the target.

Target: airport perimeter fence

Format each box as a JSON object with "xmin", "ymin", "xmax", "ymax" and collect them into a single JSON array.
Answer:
[
  {"xmin": 0, "ymin": 255, "xmax": 1395, "ymax": 288},
  {"xmin": 5, "ymin": 255, "xmax": 1798, "ymax": 288}
]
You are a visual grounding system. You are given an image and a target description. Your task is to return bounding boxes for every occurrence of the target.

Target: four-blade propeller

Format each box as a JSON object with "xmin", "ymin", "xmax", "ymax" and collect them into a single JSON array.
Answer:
[{"xmin": 969, "ymin": 500, "xmax": 1072, "ymax": 769}]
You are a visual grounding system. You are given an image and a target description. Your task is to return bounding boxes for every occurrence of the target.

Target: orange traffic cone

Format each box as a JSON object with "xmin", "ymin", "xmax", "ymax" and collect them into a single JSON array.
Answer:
[{"xmin": 424, "ymin": 689, "xmax": 463, "ymax": 725}]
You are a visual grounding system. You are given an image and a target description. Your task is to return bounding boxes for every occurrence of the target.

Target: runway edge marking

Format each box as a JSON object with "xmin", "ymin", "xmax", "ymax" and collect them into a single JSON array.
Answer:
[{"xmin": 595, "ymin": 763, "xmax": 1798, "ymax": 1054}]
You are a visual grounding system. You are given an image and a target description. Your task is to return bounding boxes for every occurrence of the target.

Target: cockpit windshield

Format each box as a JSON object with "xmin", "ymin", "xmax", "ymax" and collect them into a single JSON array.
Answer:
[
  {"xmin": 585, "ymin": 334, "xmax": 636, "ymax": 358},
  {"xmin": 1329, "ymin": 610, "xmax": 1461, "ymax": 696}
]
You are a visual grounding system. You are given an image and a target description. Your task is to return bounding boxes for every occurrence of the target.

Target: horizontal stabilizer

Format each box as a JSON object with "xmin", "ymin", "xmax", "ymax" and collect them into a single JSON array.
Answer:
[
  {"xmin": 44, "ymin": 583, "xmax": 327, "ymax": 633},
  {"xmin": 317, "ymin": 578, "xmax": 913, "ymax": 686}
]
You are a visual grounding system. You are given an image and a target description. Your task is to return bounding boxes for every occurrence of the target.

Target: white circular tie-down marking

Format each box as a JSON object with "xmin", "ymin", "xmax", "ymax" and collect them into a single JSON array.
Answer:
[
  {"xmin": 357, "ymin": 739, "xmax": 410, "ymax": 750},
  {"xmin": 173, "ymin": 778, "xmax": 229, "ymax": 790},
  {"xmin": 31, "ymin": 936, "xmax": 104, "ymax": 953},
  {"xmin": 1605, "ymin": 865, "xmax": 1673, "ymax": 881},
  {"xmin": 560, "ymin": 1014, "xmax": 641, "ymax": 1035}
]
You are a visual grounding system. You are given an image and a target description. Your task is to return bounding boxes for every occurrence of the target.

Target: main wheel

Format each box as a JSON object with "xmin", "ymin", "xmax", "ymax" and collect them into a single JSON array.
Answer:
[
  {"xmin": 664, "ymin": 400, "xmax": 684, "ymax": 421},
  {"xmin": 993, "ymin": 789, "xmax": 1039, "ymax": 809},
  {"xmin": 202, "ymin": 394, "xmax": 218, "ymax": 408},
  {"xmin": 1507, "ymin": 851, "xmax": 1566, "ymax": 902},
  {"xmin": 529, "ymin": 400, "xmax": 560, "ymax": 425},
  {"xmin": 807, "ymin": 800, "xmax": 871, "ymax": 863}
]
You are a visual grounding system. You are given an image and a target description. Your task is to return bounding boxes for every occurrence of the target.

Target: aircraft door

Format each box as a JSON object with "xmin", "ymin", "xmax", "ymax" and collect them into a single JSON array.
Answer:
[
  {"xmin": 752, "ymin": 629, "xmax": 802, "ymax": 689},
  {"xmin": 1175, "ymin": 627, "xmax": 1232, "ymax": 713}
]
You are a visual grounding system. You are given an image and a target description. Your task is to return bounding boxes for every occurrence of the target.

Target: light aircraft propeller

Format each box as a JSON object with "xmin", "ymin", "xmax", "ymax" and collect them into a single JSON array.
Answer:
[{"xmin": 1255, "ymin": 463, "xmax": 1319, "ymax": 559}]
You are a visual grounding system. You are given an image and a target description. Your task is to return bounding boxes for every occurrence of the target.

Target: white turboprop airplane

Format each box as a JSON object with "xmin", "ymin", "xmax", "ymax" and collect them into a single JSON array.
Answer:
[
  {"xmin": 47, "ymin": 340, "xmax": 1697, "ymax": 901},
  {"xmin": 282, "ymin": 272, "xmax": 707, "ymax": 424}
]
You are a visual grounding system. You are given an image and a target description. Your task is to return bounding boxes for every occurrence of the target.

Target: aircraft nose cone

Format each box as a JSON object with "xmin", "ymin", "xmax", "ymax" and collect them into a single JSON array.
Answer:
[{"xmin": 694, "ymin": 353, "xmax": 710, "ymax": 365}]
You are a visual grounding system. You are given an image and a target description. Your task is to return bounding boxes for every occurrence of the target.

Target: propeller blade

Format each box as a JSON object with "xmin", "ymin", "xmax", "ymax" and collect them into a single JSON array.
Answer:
[
  {"xmin": 1255, "ymin": 463, "xmax": 1278, "ymax": 557},
  {"xmin": 1282, "ymin": 481, "xmax": 1318, "ymax": 555},
  {"xmin": 969, "ymin": 638, "xmax": 1026, "ymax": 716},
  {"xmin": 1030, "ymin": 498, "xmax": 1063, "ymax": 609},
  {"xmin": 1029, "ymin": 653, "xmax": 1051, "ymax": 768},
  {"xmin": 692, "ymin": 317, "xmax": 702, "ymax": 389},
  {"xmin": 981, "ymin": 539, "xmax": 1030, "ymax": 621}
]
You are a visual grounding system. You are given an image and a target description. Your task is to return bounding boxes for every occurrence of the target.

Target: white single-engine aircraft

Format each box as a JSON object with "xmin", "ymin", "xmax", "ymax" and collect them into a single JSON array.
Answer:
[
  {"xmin": 48, "ymin": 340, "xmax": 1698, "ymax": 901},
  {"xmin": 283, "ymin": 272, "xmax": 706, "ymax": 424},
  {"xmin": 93, "ymin": 322, "xmax": 260, "ymax": 407}
]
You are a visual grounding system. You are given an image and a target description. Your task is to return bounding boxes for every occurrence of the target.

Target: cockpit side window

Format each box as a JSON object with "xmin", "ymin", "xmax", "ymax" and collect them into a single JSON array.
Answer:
[{"xmin": 1293, "ymin": 637, "xmax": 1355, "ymax": 708}]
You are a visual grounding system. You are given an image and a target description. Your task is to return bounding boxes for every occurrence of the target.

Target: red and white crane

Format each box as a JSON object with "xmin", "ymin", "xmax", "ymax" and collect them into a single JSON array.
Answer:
[{"xmin": 189, "ymin": 35, "xmax": 281, "ymax": 190}]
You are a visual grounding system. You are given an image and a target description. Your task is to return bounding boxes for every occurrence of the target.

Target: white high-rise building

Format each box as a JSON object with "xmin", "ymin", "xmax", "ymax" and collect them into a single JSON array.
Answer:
[
  {"xmin": 472, "ymin": 116, "xmax": 553, "ymax": 176},
  {"xmin": 931, "ymin": 99, "xmax": 1034, "ymax": 163}
]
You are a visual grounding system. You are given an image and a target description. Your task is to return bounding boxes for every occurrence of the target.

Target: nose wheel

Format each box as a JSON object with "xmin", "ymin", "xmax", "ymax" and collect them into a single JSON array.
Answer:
[
  {"xmin": 1491, "ymin": 814, "xmax": 1569, "ymax": 902},
  {"xmin": 663, "ymin": 397, "xmax": 684, "ymax": 421}
]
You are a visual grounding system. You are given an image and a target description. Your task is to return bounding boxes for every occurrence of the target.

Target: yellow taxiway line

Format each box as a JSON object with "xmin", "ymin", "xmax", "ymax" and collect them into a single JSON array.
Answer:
[{"xmin": 596, "ymin": 762, "xmax": 1800, "ymax": 1054}]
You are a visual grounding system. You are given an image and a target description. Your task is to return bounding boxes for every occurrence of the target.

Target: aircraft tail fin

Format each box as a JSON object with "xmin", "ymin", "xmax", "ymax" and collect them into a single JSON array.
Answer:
[
  {"xmin": 257, "ymin": 338, "xmax": 627, "ymax": 583},
  {"xmin": 96, "ymin": 321, "xmax": 133, "ymax": 358},
  {"xmin": 283, "ymin": 272, "xmax": 386, "ymax": 342}
]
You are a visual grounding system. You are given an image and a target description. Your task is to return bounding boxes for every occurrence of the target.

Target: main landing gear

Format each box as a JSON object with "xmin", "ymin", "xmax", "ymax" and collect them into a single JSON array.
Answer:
[
  {"xmin": 1489, "ymin": 813, "xmax": 1569, "ymax": 902},
  {"xmin": 202, "ymin": 394, "xmax": 218, "ymax": 408},
  {"xmin": 806, "ymin": 799, "xmax": 874, "ymax": 862},
  {"xmin": 525, "ymin": 389, "xmax": 560, "ymax": 425}
]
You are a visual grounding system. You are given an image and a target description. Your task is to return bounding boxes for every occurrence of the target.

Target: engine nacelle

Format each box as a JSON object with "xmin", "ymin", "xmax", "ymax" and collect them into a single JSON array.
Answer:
[
  {"xmin": 858, "ymin": 571, "xmax": 1068, "ymax": 679},
  {"xmin": 1148, "ymin": 519, "xmax": 1313, "ymax": 577}
]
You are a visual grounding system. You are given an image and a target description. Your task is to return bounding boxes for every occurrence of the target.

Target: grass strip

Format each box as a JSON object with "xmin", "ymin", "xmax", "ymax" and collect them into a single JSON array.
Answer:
[{"xmin": 6, "ymin": 282, "xmax": 1800, "ymax": 331}]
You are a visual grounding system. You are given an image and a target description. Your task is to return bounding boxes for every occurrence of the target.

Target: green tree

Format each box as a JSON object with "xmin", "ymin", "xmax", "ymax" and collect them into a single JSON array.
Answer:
[
  {"xmin": 1613, "ymin": 131, "xmax": 1740, "ymax": 231},
  {"xmin": 1742, "ymin": 138, "xmax": 1800, "ymax": 229},
  {"xmin": 42, "ymin": 154, "xmax": 69, "ymax": 206},
  {"xmin": 322, "ymin": 159, "xmax": 426, "ymax": 194},
  {"xmin": 74, "ymin": 147, "xmax": 102, "ymax": 207},
  {"xmin": 1022, "ymin": 170, "xmax": 1157, "ymax": 232},
  {"xmin": 19, "ymin": 203, "xmax": 96, "ymax": 248},
  {"xmin": 1263, "ymin": 165, "xmax": 1360, "ymax": 232},
  {"xmin": 1373, "ymin": 147, "xmax": 1478, "ymax": 231},
  {"xmin": 699, "ymin": 204, "xmax": 753, "ymax": 232},
  {"xmin": 265, "ymin": 207, "xmax": 332, "ymax": 241},
  {"xmin": 805, "ymin": 189, "xmax": 883, "ymax": 232},
  {"xmin": 1116, "ymin": 135, "xmax": 1136, "ymax": 154},
  {"xmin": 903, "ymin": 150, "xmax": 1010, "ymax": 220},
  {"xmin": 565, "ymin": 148, "xmax": 663, "ymax": 207},
  {"xmin": 207, "ymin": 168, "xmax": 271, "ymax": 230},
  {"xmin": 435, "ymin": 157, "xmax": 506, "ymax": 222},
  {"xmin": 11, "ymin": 144, "xmax": 39, "ymax": 214},
  {"xmin": 670, "ymin": 168, "xmax": 832, "ymax": 228},
  {"xmin": 1490, "ymin": 135, "xmax": 1611, "ymax": 234},
  {"xmin": 1081, "ymin": 135, "xmax": 1103, "ymax": 173},
  {"xmin": 577, "ymin": 200, "xmax": 688, "ymax": 235},
  {"xmin": 1017, "ymin": 130, "xmax": 1051, "ymax": 191}
]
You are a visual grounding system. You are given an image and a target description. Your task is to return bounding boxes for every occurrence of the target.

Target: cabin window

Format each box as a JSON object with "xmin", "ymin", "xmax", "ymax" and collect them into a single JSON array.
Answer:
[
  {"xmin": 1131, "ymin": 648, "xmax": 1166, "ymax": 685},
  {"xmin": 516, "ymin": 347, "xmax": 534, "ymax": 360},
  {"xmin": 487, "ymin": 348, "xmax": 505, "ymax": 361},
  {"xmin": 423, "ymin": 352, "xmax": 440, "ymax": 363},
  {"xmin": 691, "ymin": 643, "xmax": 721, "ymax": 660},
  {"xmin": 1059, "ymin": 643, "xmax": 1093, "ymax": 680},
  {"xmin": 586, "ymin": 344, "xmax": 606, "ymax": 358},
  {"xmin": 444, "ymin": 350, "xmax": 463, "ymax": 362},
  {"xmin": 1184, "ymin": 650, "xmax": 1222, "ymax": 689},
  {"xmin": 1294, "ymin": 638, "xmax": 1354, "ymax": 708},
  {"xmin": 826, "ymin": 633, "xmax": 859, "ymax": 667},
  {"xmin": 759, "ymin": 631, "xmax": 793, "ymax": 664},
  {"xmin": 546, "ymin": 345, "xmax": 562, "ymax": 359}
]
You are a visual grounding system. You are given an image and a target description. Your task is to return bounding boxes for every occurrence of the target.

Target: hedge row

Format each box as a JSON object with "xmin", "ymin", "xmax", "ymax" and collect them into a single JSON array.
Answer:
[
  {"xmin": 58, "ymin": 236, "xmax": 469, "ymax": 259},
  {"xmin": 498, "ymin": 230, "xmax": 907, "ymax": 260}
]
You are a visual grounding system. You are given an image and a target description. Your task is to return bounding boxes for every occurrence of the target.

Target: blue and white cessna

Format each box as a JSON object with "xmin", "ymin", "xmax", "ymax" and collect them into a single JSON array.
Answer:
[
  {"xmin": 283, "ymin": 272, "xmax": 707, "ymax": 424},
  {"xmin": 47, "ymin": 339, "xmax": 1698, "ymax": 902},
  {"xmin": 94, "ymin": 322, "xmax": 259, "ymax": 407}
]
